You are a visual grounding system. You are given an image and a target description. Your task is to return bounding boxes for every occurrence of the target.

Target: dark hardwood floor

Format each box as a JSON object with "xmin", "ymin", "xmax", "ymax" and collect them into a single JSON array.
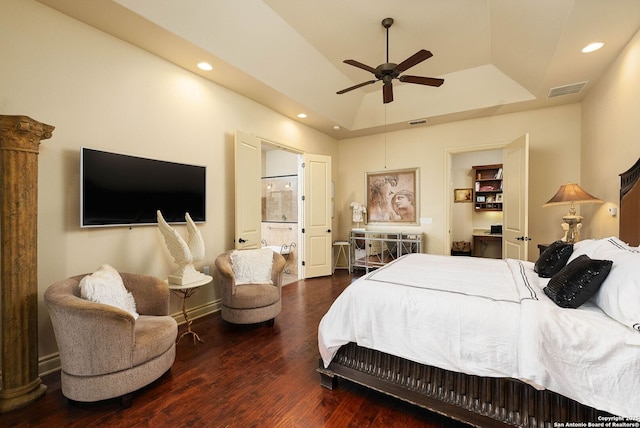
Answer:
[{"xmin": 3, "ymin": 271, "xmax": 471, "ymax": 428}]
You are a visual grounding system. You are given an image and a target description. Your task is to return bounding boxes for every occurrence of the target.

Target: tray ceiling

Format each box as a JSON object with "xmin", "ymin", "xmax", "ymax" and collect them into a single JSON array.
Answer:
[{"xmin": 38, "ymin": 0, "xmax": 640, "ymax": 138}]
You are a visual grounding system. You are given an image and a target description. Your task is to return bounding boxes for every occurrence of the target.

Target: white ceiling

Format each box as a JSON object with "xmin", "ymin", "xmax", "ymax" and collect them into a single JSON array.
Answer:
[{"xmin": 38, "ymin": 0, "xmax": 640, "ymax": 138}]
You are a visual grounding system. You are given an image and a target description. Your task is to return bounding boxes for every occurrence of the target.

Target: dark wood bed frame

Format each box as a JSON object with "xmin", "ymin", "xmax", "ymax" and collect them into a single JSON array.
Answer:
[
  {"xmin": 318, "ymin": 159, "xmax": 640, "ymax": 428},
  {"xmin": 620, "ymin": 158, "xmax": 640, "ymax": 247}
]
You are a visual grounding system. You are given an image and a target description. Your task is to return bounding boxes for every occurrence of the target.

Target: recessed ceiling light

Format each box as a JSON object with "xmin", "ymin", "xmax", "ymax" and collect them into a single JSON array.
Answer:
[
  {"xmin": 333, "ymin": 125, "xmax": 341, "ymax": 130},
  {"xmin": 197, "ymin": 62, "xmax": 213, "ymax": 71},
  {"xmin": 297, "ymin": 113, "xmax": 307, "ymax": 119},
  {"xmin": 582, "ymin": 42, "xmax": 604, "ymax": 53}
]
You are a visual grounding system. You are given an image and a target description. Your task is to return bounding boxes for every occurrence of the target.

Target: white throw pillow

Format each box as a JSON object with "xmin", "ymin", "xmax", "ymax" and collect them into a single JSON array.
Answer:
[
  {"xmin": 79, "ymin": 264, "xmax": 139, "ymax": 319},
  {"xmin": 231, "ymin": 248, "xmax": 274, "ymax": 285},
  {"xmin": 589, "ymin": 237, "xmax": 640, "ymax": 331},
  {"xmin": 566, "ymin": 238, "xmax": 600, "ymax": 263}
]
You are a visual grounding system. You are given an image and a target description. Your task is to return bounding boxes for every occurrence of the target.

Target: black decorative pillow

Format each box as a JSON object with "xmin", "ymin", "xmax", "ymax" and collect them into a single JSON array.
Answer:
[
  {"xmin": 544, "ymin": 254, "xmax": 613, "ymax": 309},
  {"xmin": 534, "ymin": 240, "xmax": 574, "ymax": 278}
]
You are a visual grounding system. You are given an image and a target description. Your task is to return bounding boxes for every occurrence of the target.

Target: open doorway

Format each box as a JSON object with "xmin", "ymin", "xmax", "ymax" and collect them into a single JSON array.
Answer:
[
  {"xmin": 448, "ymin": 147, "xmax": 504, "ymax": 258},
  {"xmin": 261, "ymin": 141, "xmax": 302, "ymax": 285},
  {"xmin": 445, "ymin": 136, "xmax": 530, "ymax": 260}
]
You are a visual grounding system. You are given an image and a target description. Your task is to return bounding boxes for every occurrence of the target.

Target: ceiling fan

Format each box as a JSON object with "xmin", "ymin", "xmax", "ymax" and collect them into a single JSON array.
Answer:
[{"xmin": 337, "ymin": 17, "xmax": 444, "ymax": 104}]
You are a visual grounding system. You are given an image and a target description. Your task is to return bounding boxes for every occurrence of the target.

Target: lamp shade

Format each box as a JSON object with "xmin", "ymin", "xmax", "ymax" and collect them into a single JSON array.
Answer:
[
  {"xmin": 543, "ymin": 183, "xmax": 602, "ymax": 207},
  {"xmin": 543, "ymin": 183, "xmax": 602, "ymax": 243}
]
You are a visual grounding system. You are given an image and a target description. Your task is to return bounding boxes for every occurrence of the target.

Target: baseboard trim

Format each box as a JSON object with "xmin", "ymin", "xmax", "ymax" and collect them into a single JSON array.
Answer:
[
  {"xmin": 36, "ymin": 301, "xmax": 221, "ymax": 377},
  {"xmin": 173, "ymin": 300, "xmax": 221, "ymax": 326},
  {"xmin": 38, "ymin": 353, "xmax": 63, "ymax": 377}
]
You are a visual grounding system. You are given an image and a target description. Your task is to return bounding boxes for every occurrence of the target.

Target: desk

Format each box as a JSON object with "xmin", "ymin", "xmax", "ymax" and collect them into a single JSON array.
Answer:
[
  {"xmin": 168, "ymin": 275, "xmax": 212, "ymax": 345},
  {"xmin": 350, "ymin": 230, "xmax": 422, "ymax": 273},
  {"xmin": 472, "ymin": 229, "xmax": 502, "ymax": 259}
]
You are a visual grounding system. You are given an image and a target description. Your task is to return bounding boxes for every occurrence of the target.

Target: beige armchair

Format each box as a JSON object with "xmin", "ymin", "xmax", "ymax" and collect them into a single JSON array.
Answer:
[
  {"xmin": 215, "ymin": 249, "xmax": 286, "ymax": 325},
  {"xmin": 44, "ymin": 272, "xmax": 178, "ymax": 406}
]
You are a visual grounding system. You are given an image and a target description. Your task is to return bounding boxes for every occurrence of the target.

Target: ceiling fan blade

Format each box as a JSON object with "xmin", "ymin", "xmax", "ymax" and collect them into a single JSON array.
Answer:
[
  {"xmin": 396, "ymin": 49, "xmax": 433, "ymax": 73},
  {"xmin": 343, "ymin": 59, "xmax": 377, "ymax": 74},
  {"xmin": 336, "ymin": 80, "xmax": 377, "ymax": 94},
  {"xmin": 383, "ymin": 82, "xmax": 393, "ymax": 104},
  {"xmin": 399, "ymin": 75, "xmax": 444, "ymax": 87}
]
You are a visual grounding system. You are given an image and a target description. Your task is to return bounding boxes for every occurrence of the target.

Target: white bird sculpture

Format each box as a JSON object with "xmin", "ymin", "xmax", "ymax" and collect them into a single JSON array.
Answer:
[{"xmin": 157, "ymin": 210, "xmax": 207, "ymax": 285}]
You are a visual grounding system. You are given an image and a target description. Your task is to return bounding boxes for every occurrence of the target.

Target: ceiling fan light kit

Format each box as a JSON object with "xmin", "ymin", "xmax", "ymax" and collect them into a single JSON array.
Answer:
[{"xmin": 337, "ymin": 17, "xmax": 444, "ymax": 104}]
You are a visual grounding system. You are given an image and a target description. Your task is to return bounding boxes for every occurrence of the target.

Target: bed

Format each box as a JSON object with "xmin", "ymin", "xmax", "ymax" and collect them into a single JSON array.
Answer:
[{"xmin": 317, "ymin": 160, "xmax": 640, "ymax": 428}]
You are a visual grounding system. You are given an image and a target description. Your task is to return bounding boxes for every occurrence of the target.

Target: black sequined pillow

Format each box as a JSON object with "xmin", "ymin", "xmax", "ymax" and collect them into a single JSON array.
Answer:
[
  {"xmin": 534, "ymin": 240, "xmax": 574, "ymax": 278},
  {"xmin": 544, "ymin": 255, "xmax": 613, "ymax": 309}
]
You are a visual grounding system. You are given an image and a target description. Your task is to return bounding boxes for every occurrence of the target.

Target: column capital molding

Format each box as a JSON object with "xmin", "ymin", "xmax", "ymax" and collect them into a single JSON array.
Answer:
[{"xmin": 0, "ymin": 115, "xmax": 55, "ymax": 152}]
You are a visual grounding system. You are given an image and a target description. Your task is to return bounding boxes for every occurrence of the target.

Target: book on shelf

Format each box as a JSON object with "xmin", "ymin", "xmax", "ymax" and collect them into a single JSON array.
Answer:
[{"xmin": 494, "ymin": 168, "xmax": 503, "ymax": 179}]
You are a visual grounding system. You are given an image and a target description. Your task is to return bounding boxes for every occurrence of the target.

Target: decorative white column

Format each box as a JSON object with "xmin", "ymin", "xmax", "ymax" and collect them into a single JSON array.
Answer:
[{"xmin": 0, "ymin": 115, "xmax": 54, "ymax": 413}]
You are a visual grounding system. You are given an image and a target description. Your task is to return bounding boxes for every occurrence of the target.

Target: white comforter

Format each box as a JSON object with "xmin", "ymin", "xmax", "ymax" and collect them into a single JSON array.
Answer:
[{"xmin": 318, "ymin": 253, "xmax": 640, "ymax": 418}]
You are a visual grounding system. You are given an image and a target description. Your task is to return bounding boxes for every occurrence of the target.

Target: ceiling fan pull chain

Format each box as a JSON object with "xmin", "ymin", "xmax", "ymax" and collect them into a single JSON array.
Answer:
[{"xmin": 384, "ymin": 104, "xmax": 388, "ymax": 169}]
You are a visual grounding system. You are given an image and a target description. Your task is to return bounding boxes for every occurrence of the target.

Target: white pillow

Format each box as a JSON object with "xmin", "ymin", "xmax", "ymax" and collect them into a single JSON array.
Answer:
[
  {"xmin": 566, "ymin": 238, "xmax": 600, "ymax": 263},
  {"xmin": 79, "ymin": 264, "xmax": 139, "ymax": 319},
  {"xmin": 589, "ymin": 237, "xmax": 640, "ymax": 331},
  {"xmin": 231, "ymin": 248, "xmax": 274, "ymax": 285}
]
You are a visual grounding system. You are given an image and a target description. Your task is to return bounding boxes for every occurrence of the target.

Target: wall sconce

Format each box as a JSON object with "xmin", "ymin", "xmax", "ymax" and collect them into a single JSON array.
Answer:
[{"xmin": 543, "ymin": 183, "xmax": 603, "ymax": 243}]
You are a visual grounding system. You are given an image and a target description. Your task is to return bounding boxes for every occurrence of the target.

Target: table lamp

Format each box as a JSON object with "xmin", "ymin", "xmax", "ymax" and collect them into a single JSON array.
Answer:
[{"xmin": 543, "ymin": 183, "xmax": 602, "ymax": 243}]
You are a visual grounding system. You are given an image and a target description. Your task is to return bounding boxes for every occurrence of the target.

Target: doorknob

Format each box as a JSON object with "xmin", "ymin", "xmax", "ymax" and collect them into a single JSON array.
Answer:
[
  {"xmin": 327, "ymin": 229, "xmax": 331, "ymax": 233},
  {"xmin": 238, "ymin": 238, "xmax": 247, "ymax": 243},
  {"xmin": 516, "ymin": 236, "xmax": 531, "ymax": 241}
]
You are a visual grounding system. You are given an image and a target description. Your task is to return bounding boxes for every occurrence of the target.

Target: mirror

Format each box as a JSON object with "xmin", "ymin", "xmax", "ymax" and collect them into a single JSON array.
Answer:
[{"xmin": 262, "ymin": 175, "xmax": 298, "ymax": 223}]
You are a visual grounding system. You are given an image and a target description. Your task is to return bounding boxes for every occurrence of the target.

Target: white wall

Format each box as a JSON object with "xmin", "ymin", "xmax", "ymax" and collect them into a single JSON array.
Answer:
[
  {"xmin": 581, "ymin": 27, "xmax": 640, "ymax": 240},
  {"xmin": 263, "ymin": 149, "xmax": 298, "ymax": 177},
  {"xmin": 1, "ymin": 0, "xmax": 338, "ymax": 363}
]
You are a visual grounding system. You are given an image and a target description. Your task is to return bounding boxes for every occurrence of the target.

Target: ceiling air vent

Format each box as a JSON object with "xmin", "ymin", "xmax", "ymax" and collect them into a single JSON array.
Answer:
[{"xmin": 548, "ymin": 81, "xmax": 588, "ymax": 98}]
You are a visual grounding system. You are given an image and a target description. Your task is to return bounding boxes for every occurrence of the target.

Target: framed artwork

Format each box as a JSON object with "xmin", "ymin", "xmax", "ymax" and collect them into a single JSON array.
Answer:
[
  {"xmin": 454, "ymin": 188, "xmax": 473, "ymax": 203},
  {"xmin": 366, "ymin": 168, "xmax": 418, "ymax": 224},
  {"xmin": 496, "ymin": 193, "xmax": 503, "ymax": 202}
]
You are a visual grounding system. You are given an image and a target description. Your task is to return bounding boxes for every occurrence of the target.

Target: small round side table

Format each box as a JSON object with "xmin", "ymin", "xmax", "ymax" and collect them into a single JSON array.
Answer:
[{"xmin": 167, "ymin": 275, "xmax": 212, "ymax": 345}]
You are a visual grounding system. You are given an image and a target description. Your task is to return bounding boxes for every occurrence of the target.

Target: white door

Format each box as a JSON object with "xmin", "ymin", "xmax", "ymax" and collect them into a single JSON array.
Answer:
[
  {"xmin": 302, "ymin": 153, "xmax": 332, "ymax": 278},
  {"xmin": 234, "ymin": 131, "xmax": 261, "ymax": 249},
  {"xmin": 503, "ymin": 134, "xmax": 530, "ymax": 260}
]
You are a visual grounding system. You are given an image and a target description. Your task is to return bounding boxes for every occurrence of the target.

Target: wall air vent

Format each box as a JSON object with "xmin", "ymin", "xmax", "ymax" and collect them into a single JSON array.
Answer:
[
  {"xmin": 548, "ymin": 81, "xmax": 588, "ymax": 98},
  {"xmin": 408, "ymin": 119, "xmax": 428, "ymax": 126}
]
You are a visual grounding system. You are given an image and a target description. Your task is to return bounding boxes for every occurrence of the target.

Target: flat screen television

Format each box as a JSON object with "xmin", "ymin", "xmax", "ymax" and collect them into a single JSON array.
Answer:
[{"xmin": 81, "ymin": 147, "xmax": 206, "ymax": 227}]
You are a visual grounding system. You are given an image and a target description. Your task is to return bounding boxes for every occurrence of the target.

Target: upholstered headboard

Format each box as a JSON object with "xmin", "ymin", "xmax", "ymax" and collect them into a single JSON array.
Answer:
[{"xmin": 620, "ymin": 158, "xmax": 640, "ymax": 246}]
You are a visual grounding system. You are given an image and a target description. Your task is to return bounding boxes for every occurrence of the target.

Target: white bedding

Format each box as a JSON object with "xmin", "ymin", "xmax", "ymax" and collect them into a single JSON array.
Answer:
[
  {"xmin": 318, "ymin": 253, "xmax": 640, "ymax": 418},
  {"xmin": 519, "ymin": 280, "xmax": 640, "ymax": 418}
]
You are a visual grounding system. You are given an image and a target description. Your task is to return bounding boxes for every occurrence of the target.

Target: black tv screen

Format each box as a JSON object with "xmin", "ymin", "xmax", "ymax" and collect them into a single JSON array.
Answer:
[{"xmin": 81, "ymin": 147, "xmax": 206, "ymax": 227}]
